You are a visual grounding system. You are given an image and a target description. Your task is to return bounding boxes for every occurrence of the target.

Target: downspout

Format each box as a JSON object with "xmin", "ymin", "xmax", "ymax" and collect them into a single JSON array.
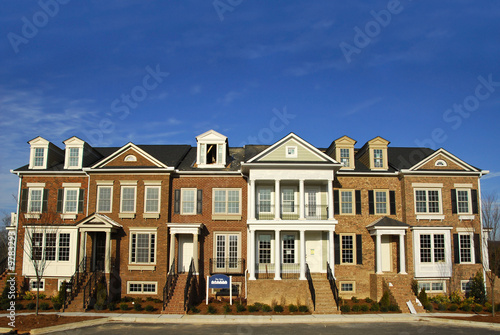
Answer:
[
  {"xmin": 478, "ymin": 172, "xmax": 488, "ymax": 293},
  {"xmin": 84, "ymin": 170, "xmax": 90, "ymax": 215},
  {"xmin": 13, "ymin": 172, "xmax": 22, "ymax": 272}
]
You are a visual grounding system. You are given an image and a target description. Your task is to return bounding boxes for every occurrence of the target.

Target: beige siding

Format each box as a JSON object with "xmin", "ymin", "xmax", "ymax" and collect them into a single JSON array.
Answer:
[{"xmin": 259, "ymin": 139, "xmax": 325, "ymax": 162}]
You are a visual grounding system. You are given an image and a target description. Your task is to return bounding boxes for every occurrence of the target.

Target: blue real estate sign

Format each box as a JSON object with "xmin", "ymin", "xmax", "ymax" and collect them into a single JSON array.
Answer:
[{"xmin": 208, "ymin": 274, "xmax": 230, "ymax": 289}]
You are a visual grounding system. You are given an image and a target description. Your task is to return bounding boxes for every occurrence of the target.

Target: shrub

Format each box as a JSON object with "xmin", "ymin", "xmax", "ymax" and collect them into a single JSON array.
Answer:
[
  {"xmin": 370, "ymin": 303, "xmax": 380, "ymax": 312},
  {"xmin": 351, "ymin": 296, "xmax": 359, "ymax": 303},
  {"xmin": 0, "ymin": 302, "xmax": 10, "ymax": 310},
  {"xmin": 53, "ymin": 302, "xmax": 62, "ymax": 311},
  {"xmin": 379, "ymin": 291, "xmax": 390, "ymax": 308},
  {"xmin": 223, "ymin": 304, "xmax": 232, "ymax": 314},
  {"xmin": 437, "ymin": 303, "xmax": 447, "ymax": 311},
  {"xmin": 424, "ymin": 303, "xmax": 433, "ymax": 312},
  {"xmin": 253, "ymin": 302, "xmax": 263, "ymax": 310},
  {"xmin": 473, "ymin": 304, "xmax": 483, "ymax": 313},
  {"xmin": 190, "ymin": 306, "xmax": 200, "ymax": 313},
  {"xmin": 236, "ymin": 303, "xmax": 246, "ymax": 312},
  {"xmin": 273, "ymin": 305, "xmax": 284, "ymax": 313},
  {"xmin": 449, "ymin": 291, "xmax": 462, "ymax": 304},
  {"xmin": 27, "ymin": 302, "xmax": 36, "ymax": 310},
  {"xmin": 298, "ymin": 305, "xmax": 309, "ymax": 312},
  {"xmin": 145, "ymin": 305, "xmax": 155, "ymax": 312},
  {"xmin": 461, "ymin": 304, "xmax": 471, "ymax": 312},
  {"xmin": 365, "ymin": 297, "xmax": 373, "ymax": 303},
  {"xmin": 16, "ymin": 303, "xmax": 24, "ymax": 311},
  {"xmin": 411, "ymin": 280, "xmax": 419, "ymax": 296},
  {"xmin": 418, "ymin": 288, "xmax": 428, "ymax": 307},
  {"xmin": 108, "ymin": 302, "xmax": 117, "ymax": 311},
  {"xmin": 288, "ymin": 304, "xmax": 298, "ymax": 312},
  {"xmin": 360, "ymin": 304, "xmax": 369, "ymax": 312},
  {"xmin": 431, "ymin": 294, "xmax": 450, "ymax": 304},
  {"xmin": 351, "ymin": 304, "xmax": 360, "ymax": 312},
  {"xmin": 448, "ymin": 304, "xmax": 458, "ymax": 311},
  {"xmin": 94, "ymin": 303, "xmax": 104, "ymax": 311},
  {"xmin": 262, "ymin": 304, "xmax": 272, "ymax": 312},
  {"xmin": 38, "ymin": 293, "xmax": 47, "ymax": 300},
  {"xmin": 23, "ymin": 291, "xmax": 34, "ymax": 300},
  {"xmin": 121, "ymin": 296, "xmax": 133, "ymax": 302},
  {"xmin": 470, "ymin": 271, "xmax": 486, "ymax": 305},
  {"xmin": 248, "ymin": 305, "xmax": 258, "ymax": 312},
  {"xmin": 58, "ymin": 281, "xmax": 67, "ymax": 305},
  {"xmin": 388, "ymin": 304, "xmax": 399, "ymax": 312},
  {"xmin": 380, "ymin": 306, "xmax": 388, "ymax": 313},
  {"xmin": 340, "ymin": 305, "xmax": 350, "ymax": 313},
  {"xmin": 207, "ymin": 305, "xmax": 217, "ymax": 314},
  {"xmin": 39, "ymin": 302, "xmax": 49, "ymax": 310},
  {"xmin": 120, "ymin": 303, "xmax": 129, "ymax": 311},
  {"xmin": 146, "ymin": 297, "xmax": 154, "ymax": 301},
  {"xmin": 134, "ymin": 303, "xmax": 142, "ymax": 311}
]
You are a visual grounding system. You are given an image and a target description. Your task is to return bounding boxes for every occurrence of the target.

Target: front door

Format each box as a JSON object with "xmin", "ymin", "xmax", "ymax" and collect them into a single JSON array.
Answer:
[
  {"xmin": 381, "ymin": 235, "xmax": 392, "ymax": 272},
  {"xmin": 92, "ymin": 232, "xmax": 106, "ymax": 271},
  {"xmin": 305, "ymin": 231, "xmax": 323, "ymax": 272},
  {"xmin": 178, "ymin": 234, "xmax": 193, "ymax": 273}
]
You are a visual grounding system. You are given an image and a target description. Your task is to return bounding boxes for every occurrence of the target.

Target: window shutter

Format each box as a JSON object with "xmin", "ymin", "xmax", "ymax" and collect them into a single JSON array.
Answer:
[
  {"xmin": 42, "ymin": 190, "xmax": 49, "ymax": 213},
  {"xmin": 453, "ymin": 234, "xmax": 460, "ymax": 264},
  {"xmin": 368, "ymin": 191, "xmax": 374, "ymax": 215},
  {"xmin": 471, "ymin": 189, "xmax": 478, "ymax": 214},
  {"xmin": 78, "ymin": 189, "xmax": 85, "ymax": 213},
  {"xmin": 355, "ymin": 190, "xmax": 362, "ymax": 215},
  {"xmin": 20, "ymin": 189, "xmax": 28, "ymax": 212},
  {"xmin": 174, "ymin": 189, "xmax": 180, "ymax": 214},
  {"xmin": 389, "ymin": 191, "xmax": 396, "ymax": 215},
  {"xmin": 334, "ymin": 190, "xmax": 339, "ymax": 215},
  {"xmin": 197, "ymin": 189, "xmax": 203, "ymax": 214},
  {"xmin": 56, "ymin": 189, "xmax": 64, "ymax": 213},
  {"xmin": 474, "ymin": 233, "xmax": 481, "ymax": 264},
  {"xmin": 334, "ymin": 233, "xmax": 340, "ymax": 265},
  {"xmin": 451, "ymin": 189, "xmax": 457, "ymax": 214},
  {"xmin": 356, "ymin": 234, "xmax": 363, "ymax": 265}
]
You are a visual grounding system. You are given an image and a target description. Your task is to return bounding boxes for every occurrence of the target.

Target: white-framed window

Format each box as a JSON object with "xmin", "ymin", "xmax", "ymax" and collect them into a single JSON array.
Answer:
[
  {"xmin": 124, "ymin": 154, "xmax": 137, "ymax": 162},
  {"xmin": 435, "ymin": 159, "xmax": 447, "ymax": 167},
  {"xmin": 456, "ymin": 189, "xmax": 471, "ymax": 214},
  {"xmin": 30, "ymin": 279, "xmax": 45, "ymax": 291},
  {"xmin": 375, "ymin": 190, "xmax": 388, "ymax": 214},
  {"xmin": 213, "ymin": 188, "xmax": 241, "ymax": 215},
  {"xmin": 130, "ymin": 231, "xmax": 156, "ymax": 264},
  {"xmin": 58, "ymin": 233, "xmax": 70, "ymax": 261},
  {"xmin": 144, "ymin": 186, "xmax": 161, "ymax": 213},
  {"xmin": 33, "ymin": 148, "xmax": 45, "ymax": 167},
  {"xmin": 339, "ymin": 281, "xmax": 355, "ymax": 292},
  {"xmin": 340, "ymin": 148, "xmax": 350, "ymax": 167},
  {"xmin": 257, "ymin": 187, "xmax": 273, "ymax": 214},
  {"xmin": 181, "ymin": 188, "xmax": 196, "ymax": 215},
  {"xmin": 282, "ymin": 234, "xmax": 296, "ymax": 264},
  {"xmin": 420, "ymin": 234, "xmax": 445, "ymax": 263},
  {"xmin": 68, "ymin": 147, "xmax": 80, "ymax": 167},
  {"xmin": 418, "ymin": 281, "xmax": 445, "ymax": 293},
  {"xmin": 258, "ymin": 234, "xmax": 272, "ymax": 264},
  {"xmin": 458, "ymin": 233, "xmax": 474, "ymax": 264},
  {"xmin": 373, "ymin": 149, "xmax": 383, "ymax": 168},
  {"xmin": 286, "ymin": 146, "xmax": 297, "ymax": 158},
  {"xmin": 28, "ymin": 188, "xmax": 43, "ymax": 213},
  {"xmin": 45, "ymin": 233, "xmax": 57, "ymax": 261},
  {"xmin": 281, "ymin": 188, "xmax": 296, "ymax": 214},
  {"xmin": 97, "ymin": 186, "xmax": 113, "ymax": 213},
  {"xmin": 198, "ymin": 143, "xmax": 225, "ymax": 166},
  {"xmin": 30, "ymin": 231, "xmax": 71, "ymax": 262},
  {"xmin": 415, "ymin": 189, "xmax": 442, "ymax": 214},
  {"xmin": 127, "ymin": 281, "xmax": 157, "ymax": 294},
  {"xmin": 340, "ymin": 234, "xmax": 355, "ymax": 264},
  {"xmin": 64, "ymin": 188, "xmax": 79, "ymax": 213},
  {"xmin": 120, "ymin": 186, "xmax": 136, "ymax": 213},
  {"xmin": 214, "ymin": 232, "xmax": 240, "ymax": 271},
  {"xmin": 340, "ymin": 190, "xmax": 354, "ymax": 214},
  {"xmin": 461, "ymin": 280, "xmax": 472, "ymax": 293}
]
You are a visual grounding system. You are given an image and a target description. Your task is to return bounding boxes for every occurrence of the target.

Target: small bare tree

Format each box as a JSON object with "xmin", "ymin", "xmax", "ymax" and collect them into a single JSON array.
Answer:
[{"xmin": 482, "ymin": 192, "xmax": 500, "ymax": 241}]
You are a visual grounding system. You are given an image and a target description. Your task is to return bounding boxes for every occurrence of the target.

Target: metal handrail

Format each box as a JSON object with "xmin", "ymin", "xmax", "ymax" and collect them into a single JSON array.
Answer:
[
  {"xmin": 63, "ymin": 256, "xmax": 87, "ymax": 310},
  {"xmin": 209, "ymin": 258, "xmax": 245, "ymax": 274},
  {"xmin": 305, "ymin": 263, "xmax": 315, "ymax": 311},
  {"xmin": 82, "ymin": 267, "xmax": 103, "ymax": 309},
  {"xmin": 183, "ymin": 258, "xmax": 195, "ymax": 311},
  {"xmin": 326, "ymin": 261, "xmax": 340, "ymax": 310},
  {"xmin": 163, "ymin": 260, "xmax": 177, "ymax": 310}
]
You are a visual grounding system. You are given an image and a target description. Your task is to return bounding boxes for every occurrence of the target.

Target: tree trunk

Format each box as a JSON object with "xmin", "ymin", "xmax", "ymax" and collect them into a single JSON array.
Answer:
[{"xmin": 36, "ymin": 284, "xmax": 39, "ymax": 316}]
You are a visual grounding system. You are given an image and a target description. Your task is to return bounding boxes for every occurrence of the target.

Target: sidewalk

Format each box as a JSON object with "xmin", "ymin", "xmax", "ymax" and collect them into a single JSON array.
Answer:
[{"xmin": 1, "ymin": 312, "xmax": 499, "ymax": 334}]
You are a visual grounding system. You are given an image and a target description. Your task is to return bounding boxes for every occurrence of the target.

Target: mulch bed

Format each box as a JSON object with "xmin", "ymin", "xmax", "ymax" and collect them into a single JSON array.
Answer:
[
  {"xmin": 0, "ymin": 314, "xmax": 103, "ymax": 334},
  {"xmin": 188, "ymin": 298, "xmax": 312, "ymax": 315}
]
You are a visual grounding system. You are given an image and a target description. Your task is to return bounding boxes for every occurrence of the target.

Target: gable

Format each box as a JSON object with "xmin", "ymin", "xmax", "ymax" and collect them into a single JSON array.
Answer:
[
  {"xmin": 258, "ymin": 139, "xmax": 329, "ymax": 162},
  {"xmin": 102, "ymin": 148, "xmax": 160, "ymax": 168},
  {"xmin": 416, "ymin": 154, "xmax": 468, "ymax": 171}
]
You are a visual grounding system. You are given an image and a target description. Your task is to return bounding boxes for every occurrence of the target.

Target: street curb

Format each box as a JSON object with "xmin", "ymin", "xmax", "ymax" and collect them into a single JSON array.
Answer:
[
  {"xmin": 420, "ymin": 316, "xmax": 500, "ymax": 330},
  {"xmin": 29, "ymin": 317, "xmax": 111, "ymax": 335}
]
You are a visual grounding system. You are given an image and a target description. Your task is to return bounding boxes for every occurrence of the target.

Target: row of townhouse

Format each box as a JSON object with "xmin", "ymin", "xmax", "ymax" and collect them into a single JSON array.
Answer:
[{"xmin": 7, "ymin": 129, "xmax": 492, "ymax": 313}]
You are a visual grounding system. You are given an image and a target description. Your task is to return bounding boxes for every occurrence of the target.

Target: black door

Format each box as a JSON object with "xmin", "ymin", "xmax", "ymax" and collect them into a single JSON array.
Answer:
[{"xmin": 92, "ymin": 232, "xmax": 106, "ymax": 271}]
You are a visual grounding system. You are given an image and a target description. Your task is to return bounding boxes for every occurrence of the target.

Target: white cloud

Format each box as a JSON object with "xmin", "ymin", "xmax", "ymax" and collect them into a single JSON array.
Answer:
[{"xmin": 482, "ymin": 171, "xmax": 500, "ymax": 180}]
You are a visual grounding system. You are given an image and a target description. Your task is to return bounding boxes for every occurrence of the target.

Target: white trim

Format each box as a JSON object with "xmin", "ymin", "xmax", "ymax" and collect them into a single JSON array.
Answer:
[
  {"xmin": 120, "ymin": 185, "xmax": 137, "ymax": 214},
  {"xmin": 285, "ymin": 146, "xmax": 298, "ymax": 158},
  {"xmin": 180, "ymin": 188, "xmax": 197, "ymax": 215},
  {"xmin": 126, "ymin": 281, "xmax": 158, "ymax": 294},
  {"xmin": 339, "ymin": 189, "xmax": 355, "ymax": 215},
  {"xmin": 408, "ymin": 148, "xmax": 480, "ymax": 172},
  {"xmin": 27, "ymin": 183, "xmax": 46, "ymax": 187},
  {"xmin": 417, "ymin": 280, "xmax": 446, "ymax": 293},
  {"xmin": 91, "ymin": 142, "xmax": 169, "ymax": 169},
  {"xmin": 454, "ymin": 183, "xmax": 472, "ymax": 188},
  {"xmin": 412, "ymin": 183, "xmax": 443, "ymax": 188},
  {"xmin": 457, "ymin": 232, "xmax": 475, "ymax": 264},
  {"xmin": 62, "ymin": 182, "xmax": 81, "ymax": 187},
  {"xmin": 129, "ymin": 229, "xmax": 157, "ymax": 265},
  {"xmin": 143, "ymin": 180, "xmax": 162, "ymax": 186},
  {"xmin": 144, "ymin": 185, "xmax": 161, "ymax": 214},
  {"xmin": 29, "ymin": 278, "xmax": 45, "ymax": 291},
  {"xmin": 212, "ymin": 188, "xmax": 242, "ymax": 216},
  {"xmin": 63, "ymin": 188, "xmax": 80, "ymax": 214},
  {"xmin": 120, "ymin": 180, "xmax": 138, "ymax": 185},
  {"xmin": 435, "ymin": 159, "xmax": 447, "ymax": 167},
  {"xmin": 339, "ymin": 233, "xmax": 356, "ymax": 265},
  {"xmin": 96, "ymin": 180, "xmax": 114, "ymax": 186},
  {"xmin": 96, "ymin": 185, "xmax": 113, "ymax": 213}
]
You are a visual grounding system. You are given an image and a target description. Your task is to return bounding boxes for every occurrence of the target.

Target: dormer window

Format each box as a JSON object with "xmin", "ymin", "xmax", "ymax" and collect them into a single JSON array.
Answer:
[
  {"xmin": 196, "ymin": 130, "xmax": 228, "ymax": 168},
  {"xmin": 63, "ymin": 136, "xmax": 85, "ymax": 169},
  {"xmin": 340, "ymin": 148, "xmax": 350, "ymax": 167},
  {"xmin": 68, "ymin": 148, "xmax": 80, "ymax": 167},
  {"xmin": 373, "ymin": 149, "xmax": 383, "ymax": 168},
  {"xmin": 329, "ymin": 135, "xmax": 356, "ymax": 170},
  {"xmin": 34, "ymin": 148, "xmax": 45, "ymax": 167},
  {"xmin": 28, "ymin": 137, "xmax": 51, "ymax": 169}
]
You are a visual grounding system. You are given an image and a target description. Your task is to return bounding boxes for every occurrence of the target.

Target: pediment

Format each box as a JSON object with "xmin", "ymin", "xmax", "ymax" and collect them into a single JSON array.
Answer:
[
  {"xmin": 410, "ymin": 148, "xmax": 479, "ymax": 172},
  {"xmin": 76, "ymin": 213, "xmax": 122, "ymax": 230},
  {"xmin": 196, "ymin": 129, "xmax": 227, "ymax": 143},
  {"xmin": 63, "ymin": 136, "xmax": 85, "ymax": 146},
  {"xmin": 28, "ymin": 136, "xmax": 50, "ymax": 146},
  {"xmin": 92, "ymin": 143, "xmax": 168, "ymax": 169}
]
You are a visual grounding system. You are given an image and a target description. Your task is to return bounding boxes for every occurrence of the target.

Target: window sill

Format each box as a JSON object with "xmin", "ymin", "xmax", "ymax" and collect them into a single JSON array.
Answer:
[
  {"xmin": 459, "ymin": 215, "xmax": 475, "ymax": 221},
  {"xmin": 119, "ymin": 213, "xmax": 136, "ymax": 219},
  {"xmin": 416, "ymin": 214, "xmax": 445, "ymax": 221},
  {"xmin": 24, "ymin": 213, "xmax": 41, "ymax": 219},
  {"xmin": 143, "ymin": 213, "xmax": 160, "ymax": 219},
  {"xmin": 60, "ymin": 214, "xmax": 77, "ymax": 220},
  {"xmin": 128, "ymin": 265, "xmax": 156, "ymax": 271},
  {"xmin": 212, "ymin": 214, "xmax": 242, "ymax": 221}
]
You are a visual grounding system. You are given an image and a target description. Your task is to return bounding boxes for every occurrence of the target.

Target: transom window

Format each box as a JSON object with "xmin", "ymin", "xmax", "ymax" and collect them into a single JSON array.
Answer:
[
  {"xmin": 97, "ymin": 186, "xmax": 112, "ymax": 212},
  {"xmin": 130, "ymin": 232, "xmax": 156, "ymax": 264},
  {"xmin": 375, "ymin": 190, "xmax": 388, "ymax": 214},
  {"xmin": 340, "ymin": 148, "xmax": 350, "ymax": 167},
  {"xmin": 29, "ymin": 189, "xmax": 43, "ymax": 213},
  {"xmin": 415, "ymin": 189, "xmax": 441, "ymax": 214},
  {"xmin": 181, "ymin": 189, "xmax": 196, "ymax": 214},
  {"xmin": 258, "ymin": 234, "xmax": 271, "ymax": 264},
  {"xmin": 68, "ymin": 147, "xmax": 80, "ymax": 167},
  {"xmin": 214, "ymin": 189, "xmax": 241, "ymax": 215},
  {"xmin": 64, "ymin": 189, "xmax": 79, "ymax": 213},
  {"xmin": 341, "ymin": 234, "xmax": 354, "ymax": 264},
  {"xmin": 145, "ymin": 186, "xmax": 160, "ymax": 213},
  {"xmin": 373, "ymin": 149, "xmax": 383, "ymax": 168},
  {"xmin": 420, "ymin": 234, "xmax": 445, "ymax": 263},
  {"xmin": 121, "ymin": 186, "xmax": 136, "ymax": 213},
  {"xmin": 34, "ymin": 148, "xmax": 45, "ymax": 167},
  {"xmin": 457, "ymin": 190, "xmax": 470, "ymax": 214},
  {"xmin": 459, "ymin": 234, "xmax": 472, "ymax": 263},
  {"xmin": 340, "ymin": 190, "xmax": 354, "ymax": 214}
]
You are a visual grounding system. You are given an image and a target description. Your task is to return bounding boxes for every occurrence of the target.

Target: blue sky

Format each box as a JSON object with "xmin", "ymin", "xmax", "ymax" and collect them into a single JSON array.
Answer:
[{"xmin": 1, "ymin": 0, "xmax": 499, "ymax": 215}]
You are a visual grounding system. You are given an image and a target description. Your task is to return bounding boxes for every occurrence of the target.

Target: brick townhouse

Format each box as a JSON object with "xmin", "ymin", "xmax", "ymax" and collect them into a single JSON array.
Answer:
[{"xmin": 7, "ymin": 130, "xmax": 492, "ymax": 313}]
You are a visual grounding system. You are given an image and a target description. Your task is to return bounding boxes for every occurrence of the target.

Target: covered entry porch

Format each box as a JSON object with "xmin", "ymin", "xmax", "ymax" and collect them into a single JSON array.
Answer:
[{"xmin": 168, "ymin": 223, "xmax": 203, "ymax": 274}]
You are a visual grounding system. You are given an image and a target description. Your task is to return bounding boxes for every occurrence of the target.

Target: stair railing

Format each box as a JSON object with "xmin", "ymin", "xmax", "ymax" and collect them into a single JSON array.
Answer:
[
  {"xmin": 305, "ymin": 263, "xmax": 315, "ymax": 311},
  {"xmin": 163, "ymin": 260, "xmax": 177, "ymax": 310},
  {"xmin": 63, "ymin": 256, "xmax": 87, "ymax": 310},
  {"xmin": 183, "ymin": 258, "xmax": 196, "ymax": 311},
  {"xmin": 326, "ymin": 261, "xmax": 340, "ymax": 310},
  {"xmin": 82, "ymin": 267, "xmax": 104, "ymax": 309}
]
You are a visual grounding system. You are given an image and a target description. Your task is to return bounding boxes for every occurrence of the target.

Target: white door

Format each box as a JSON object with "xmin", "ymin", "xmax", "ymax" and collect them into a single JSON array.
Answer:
[
  {"xmin": 305, "ymin": 187, "xmax": 320, "ymax": 219},
  {"xmin": 305, "ymin": 231, "xmax": 323, "ymax": 272},
  {"xmin": 178, "ymin": 234, "xmax": 193, "ymax": 273},
  {"xmin": 381, "ymin": 235, "xmax": 392, "ymax": 272}
]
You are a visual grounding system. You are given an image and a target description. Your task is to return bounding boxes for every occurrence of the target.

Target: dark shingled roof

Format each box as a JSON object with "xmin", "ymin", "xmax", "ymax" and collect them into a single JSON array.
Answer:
[
  {"xmin": 177, "ymin": 147, "xmax": 244, "ymax": 171},
  {"xmin": 366, "ymin": 216, "xmax": 410, "ymax": 228}
]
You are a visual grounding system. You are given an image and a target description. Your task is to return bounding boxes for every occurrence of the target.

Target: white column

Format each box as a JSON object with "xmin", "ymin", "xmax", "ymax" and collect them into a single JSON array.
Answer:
[
  {"xmin": 329, "ymin": 230, "xmax": 335, "ymax": 278},
  {"xmin": 275, "ymin": 180, "xmax": 281, "ymax": 220},
  {"xmin": 274, "ymin": 230, "xmax": 281, "ymax": 280},
  {"xmin": 249, "ymin": 229, "xmax": 256, "ymax": 280},
  {"xmin": 193, "ymin": 232, "xmax": 199, "ymax": 274},
  {"xmin": 79, "ymin": 231, "xmax": 86, "ymax": 267},
  {"xmin": 299, "ymin": 179, "xmax": 305, "ymax": 220},
  {"xmin": 105, "ymin": 230, "xmax": 111, "ymax": 274},
  {"xmin": 399, "ymin": 233, "xmax": 407, "ymax": 274},
  {"xmin": 327, "ymin": 179, "xmax": 334, "ymax": 220},
  {"xmin": 169, "ymin": 232, "xmax": 176, "ymax": 270},
  {"xmin": 249, "ymin": 179, "xmax": 256, "ymax": 220},
  {"xmin": 376, "ymin": 232, "xmax": 382, "ymax": 274},
  {"xmin": 299, "ymin": 230, "xmax": 306, "ymax": 280}
]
